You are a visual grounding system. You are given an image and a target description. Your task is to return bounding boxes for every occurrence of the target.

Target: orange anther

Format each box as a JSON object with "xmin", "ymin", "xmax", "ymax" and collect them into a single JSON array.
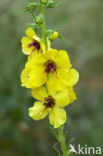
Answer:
[
  {"xmin": 45, "ymin": 79, "xmax": 47, "ymax": 83},
  {"xmin": 56, "ymin": 75, "xmax": 58, "ymax": 78},
  {"xmin": 29, "ymin": 53, "xmax": 32, "ymax": 56}
]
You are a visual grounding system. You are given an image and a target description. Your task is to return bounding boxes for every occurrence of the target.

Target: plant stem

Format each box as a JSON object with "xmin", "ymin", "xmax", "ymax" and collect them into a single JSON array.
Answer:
[
  {"xmin": 40, "ymin": 3, "xmax": 48, "ymax": 50},
  {"xmin": 58, "ymin": 126, "xmax": 67, "ymax": 156}
]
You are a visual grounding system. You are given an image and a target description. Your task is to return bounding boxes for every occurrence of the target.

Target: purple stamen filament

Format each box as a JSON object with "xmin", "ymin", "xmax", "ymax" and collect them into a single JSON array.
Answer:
[
  {"xmin": 44, "ymin": 60, "xmax": 56, "ymax": 74},
  {"xmin": 28, "ymin": 40, "xmax": 40, "ymax": 50},
  {"xmin": 44, "ymin": 96, "xmax": 55, "ymax": 108}
]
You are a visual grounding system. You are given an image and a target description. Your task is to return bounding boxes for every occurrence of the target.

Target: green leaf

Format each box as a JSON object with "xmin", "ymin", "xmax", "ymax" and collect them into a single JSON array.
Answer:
[
  {"xmin": 25, "ymin": 2, "xmax": 40, "ymax": 13},
  {"xmin": 46, "ymin": 1, "xmax": 61, "ymax": 8},
  {"xmin": 58, "ymin": 34, "xmax": 64, "ymax": 40},
  {"xmin": 53, "ymin": 143, "xmax": 61, "ymax": 156},
  {"xmin": 46, "ymin": 29, "xmax": 54, "ymax": 37},
  {"xmin": 68, "ymin": 137, "xmax": 75, "ymax": 144},
  {"xmin": 68, "ymin": 152, "xmax": 73, "ymax": 156},
  {"xmin": 49, "ymin": 126, "xmax": 59, "ymax": 141}
]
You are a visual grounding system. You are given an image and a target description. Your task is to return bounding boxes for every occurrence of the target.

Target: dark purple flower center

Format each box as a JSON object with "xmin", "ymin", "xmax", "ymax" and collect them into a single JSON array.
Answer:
[
  {"xmin": 44, "ymin": 60, "xmax": 56, "ymax": 74},
  {"xmin": 44, "ymin": 96, "xmax": 55, "ymax": 108},
  {"xmin": 28, "ymin": 40, "xmax": 40, "ymax": 50}
]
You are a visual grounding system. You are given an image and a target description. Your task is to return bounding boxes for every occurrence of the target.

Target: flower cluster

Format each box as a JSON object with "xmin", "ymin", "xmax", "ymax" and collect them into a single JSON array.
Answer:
[{"xmin": 20, "ymin": 27, "xmax": 79, "ymax": 128}]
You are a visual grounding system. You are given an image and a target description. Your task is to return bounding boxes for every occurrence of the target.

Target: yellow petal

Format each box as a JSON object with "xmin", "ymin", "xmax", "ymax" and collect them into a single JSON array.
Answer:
[
  {"xmin": 68, "ymin": 87, "xmax": 77, "ymax": 104},
  {"xmin": 47, "ymin": 40, "xmax": 51, "ymax": 50},
  {"xmin": 21, "ymin": 66, "xmax": 46, "ymax": 89},
  {"xmin": 43, "ymin": 49, "xmax": 58, "ymax": 61},
  {"xmin": 49, "ymin": 106, "xmax": 66, "ymax": 128},
  {"xmin": 32, "ymin": 86, "xmax": 48, "ymax": 101},
  {"xmin": 25, "ymin": 27, "xmax": 36, "ymax": 39},
  {"xmin": 33, "ymin": 35, "xmax": 41, "ymax": 43},
  {"xmin": 21, "ymin": 37, "xmax": 34, "ymax": 55},
  {"xmin": 26, "ymin": 52, "xmax": 46, "ymax": 67},
  {"xmin": 47, "ymin": 68, "xmax": 79, "ymax": 94},
  {"xmin": 40, "ymin": 42, "xmax": 46, "ymax": 53},
  {"xmin": 47, "ymin": 69, "xmax": 69, "ymax": 94},
  {"xmin": 29, "ymin": 66, "xmax": 46, "ymax": 88},
  {"xmin": 43, "ymin": 49, "xmax": 71, "ymax": 68},
  {"xmin": 49, "ymin": 87, "xmax": 77, "ymax": 108},
  {"xmin": 55, "ymin": 50, "xmax": 71, "ymax": 68},
  {"xmin": 47, "ymin": 72, "xmax": 63, "ymax": 94},
  {"xmin": 55, "ymin": 87, "xmax": 77, "ymax": 107},
  {"xmin": 20, "ymin": 67, "xmax": 31, "ymax": 88},
  {"xmin": 57, "ymin": 68, "xmax": 79, "ymax": 87},
  {"xmin": 66, "ymin": 69, "xmax": 79, "ymax": 86},
  {"xmin": 54, "ymin": 88, "xmax": 70, "ymax": 107},
  {"xmin": 29, "ymin": 102, "xmax": 49, "ymax": 120}
]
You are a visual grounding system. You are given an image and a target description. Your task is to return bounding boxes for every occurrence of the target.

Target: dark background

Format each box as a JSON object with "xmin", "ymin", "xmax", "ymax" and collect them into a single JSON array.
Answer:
[{"xmin": 0, "ymin": 0, "xmax": 103, "ymax": 155}]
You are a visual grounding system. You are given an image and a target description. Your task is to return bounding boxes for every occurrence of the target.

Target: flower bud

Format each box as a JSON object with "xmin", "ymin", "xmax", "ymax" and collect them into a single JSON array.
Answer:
[
  {"xmin": 49, "ymin": 0, "xmax": 54, "ymax": 3},
  {"xmin": 41, "ymin": 0, "xmax": 47, "ymax": 4},
  {"xmin": 50, "ymin": 31, "xmax": 59, "ymax": 40},
  {"xmin": 36, "ymin": 15, "xmax": 43, "ymax": 24}
]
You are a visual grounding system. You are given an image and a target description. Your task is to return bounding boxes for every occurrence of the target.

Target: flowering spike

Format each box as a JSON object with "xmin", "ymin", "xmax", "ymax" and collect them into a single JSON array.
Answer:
[{"xmin": 20, "ymin": 0, "xmax": 79, "ymax": 155}]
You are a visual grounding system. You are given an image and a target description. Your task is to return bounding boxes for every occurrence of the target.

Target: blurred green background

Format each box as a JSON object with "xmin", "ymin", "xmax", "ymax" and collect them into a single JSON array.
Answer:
[{"xmin": 0, "ymin": 0, "xmax": 103, "ymax": 155}]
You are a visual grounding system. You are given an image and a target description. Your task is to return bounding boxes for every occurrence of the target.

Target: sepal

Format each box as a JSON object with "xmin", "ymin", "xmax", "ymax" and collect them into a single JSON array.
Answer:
[
  {"xmin": 27, "ymin": 23, "xmax": 42, "ymax": 32},
  {"xmin": 46, "ymin": 1, "xmax": 61, "ymax": 8},
  {"xmin": 25, "ymin": 2, "xmax": 40, "ymax": 13}
]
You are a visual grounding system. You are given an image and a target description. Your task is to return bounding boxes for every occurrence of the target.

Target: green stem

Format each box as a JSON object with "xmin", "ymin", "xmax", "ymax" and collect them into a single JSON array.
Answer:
[
  {"xmin": 40, "ymin": 3, "xmax": 48, "ymax": 50},
  {"xmin": 58, "ymin": 126, "xmax": 67, "ymax": 156}
]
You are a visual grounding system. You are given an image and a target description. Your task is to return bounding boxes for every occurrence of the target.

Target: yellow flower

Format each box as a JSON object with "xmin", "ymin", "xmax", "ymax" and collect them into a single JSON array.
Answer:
[
  {"xmin": 21, "ymin": 27, "xmax": 45, "ymax": 55},
  {"xmin": 50, "ymin": 31, "xmax": 59, "ymax": 40},
  {"xmin": 29, "ymin": 86, "xmax": 76, "ymax": 128},
  {"xmin": 20, "ymin": 49, "xmax": 79, "ymax": 93}
]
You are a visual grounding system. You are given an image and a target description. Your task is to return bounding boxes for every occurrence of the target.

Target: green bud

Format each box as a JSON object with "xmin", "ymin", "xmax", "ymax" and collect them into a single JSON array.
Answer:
[
  {"xmin": 50, "ymin": 31, "xmax": 59, "ymax": 40},
  {"xmin": 36, "ymin": 15, "xmax": 44, "ymax": 24},
  {"xmin": 41, "ymin": 0, "xmax": 47, "ymax": 4}
]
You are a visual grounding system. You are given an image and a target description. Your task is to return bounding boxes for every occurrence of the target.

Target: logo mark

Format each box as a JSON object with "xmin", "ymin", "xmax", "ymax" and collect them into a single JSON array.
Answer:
[
  {"xmin": 68, "ymin": 144, "xmax": 101, "ymax": 155},
  {"xmin": 68, "ymin": 144, "xmax": 78, "ymax": 155}
]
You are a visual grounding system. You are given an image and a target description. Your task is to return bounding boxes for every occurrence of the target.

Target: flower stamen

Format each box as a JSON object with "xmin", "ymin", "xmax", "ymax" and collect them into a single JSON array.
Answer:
[
  {"xmin": 28, "ymin": 40, "xmax": 40, "ymax": 50},
  {"xmin": 44, "ymin": 60, "xmax": 56, "ymax": 75},
  {"xmin": 44, "ymin": 96, "xmax": 55, "ymax": 109}
]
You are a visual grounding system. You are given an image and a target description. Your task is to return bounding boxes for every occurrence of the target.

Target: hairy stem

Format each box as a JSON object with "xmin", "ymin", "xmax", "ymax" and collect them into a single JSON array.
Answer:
[
  {"xmin": 40, "ymin": 3, "xmax": 48, "ymax": 50},
  {"xmin": 58, "ymin": 126, "xmax": 67, "ymax": 156}
]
